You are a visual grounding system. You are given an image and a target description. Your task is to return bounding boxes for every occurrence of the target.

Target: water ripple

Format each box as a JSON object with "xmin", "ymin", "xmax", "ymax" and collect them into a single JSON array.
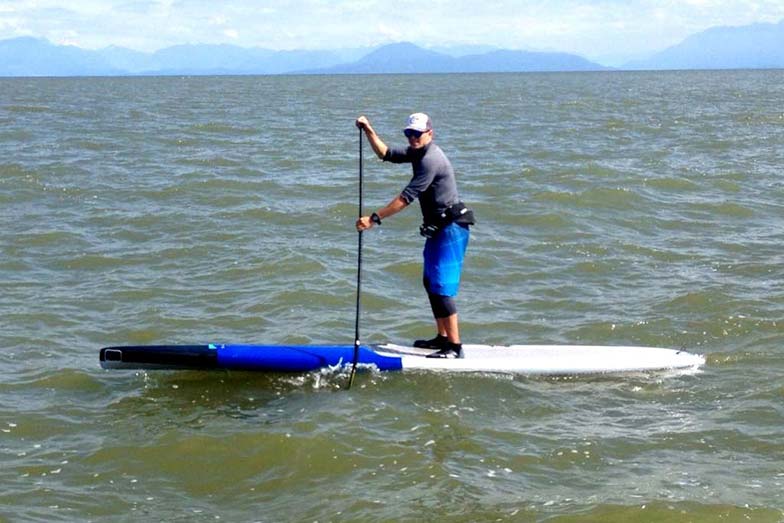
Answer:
[{"xmin": 1, "ymin": 71, "xmax": 783, "ymax": 520}]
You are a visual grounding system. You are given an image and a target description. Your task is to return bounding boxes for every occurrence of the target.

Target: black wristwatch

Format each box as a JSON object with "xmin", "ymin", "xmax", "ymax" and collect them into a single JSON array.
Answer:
[{"xmin": 370, "ymin": 212, "xmax": 382, "ymax": 226}]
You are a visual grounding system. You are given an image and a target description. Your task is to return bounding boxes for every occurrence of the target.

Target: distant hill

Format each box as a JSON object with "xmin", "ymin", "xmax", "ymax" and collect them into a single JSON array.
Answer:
[
  {"xmin": 141, "ymin": 44, "xmax": 356, "ymax": 75},
  {"xmin": 0, "ymin": 37, "xmax": 120, "ymax": 76},
  {"xmin": 0, "ymin": 38, "xmax": 363, "ymax": 76},
  {"xmin": 431, "ymin": 44, "xmax": 502, "ymax": 57},
  {"xmin": 458, "ymin": 49, "xmax": 604, "ymax": 73},
  {"xmin": 627, "ymin": 19, "xmax": 784, "ymax": 70},
  {"xmin": 313, "ymin": 42, "xmax": 458, "ymax": 74},
  {"xmin": 308, "ymin": 42, "xmax": 606, "ymax": 74}
]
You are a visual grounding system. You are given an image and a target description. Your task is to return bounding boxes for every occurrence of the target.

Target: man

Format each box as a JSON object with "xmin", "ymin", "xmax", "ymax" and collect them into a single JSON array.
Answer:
[{"xmin": 355, "ymin": 113, "xmax": 474, "ymax": 359}]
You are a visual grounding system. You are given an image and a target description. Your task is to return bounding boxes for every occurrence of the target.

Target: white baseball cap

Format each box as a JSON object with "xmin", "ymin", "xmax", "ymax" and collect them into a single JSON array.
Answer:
[{"xmin": 404, "ymin": 112, "xmax": 432, "ymax": 132}]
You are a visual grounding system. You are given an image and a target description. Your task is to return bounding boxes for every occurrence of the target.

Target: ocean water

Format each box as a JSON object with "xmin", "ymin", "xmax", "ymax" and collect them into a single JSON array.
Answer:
[{"xmin": 1, "ymin": 71, "xmax": 783, "ymax": 522}]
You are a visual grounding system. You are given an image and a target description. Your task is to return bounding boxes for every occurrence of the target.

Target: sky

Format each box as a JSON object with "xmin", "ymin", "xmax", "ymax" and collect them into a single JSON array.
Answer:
[{"xmin": 1, "ymin": 0, "xmax": 784, "ymax": 64}]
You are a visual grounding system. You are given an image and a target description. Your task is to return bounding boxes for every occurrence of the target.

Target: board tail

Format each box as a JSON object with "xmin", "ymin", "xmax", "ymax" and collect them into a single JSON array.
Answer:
[{"xmin": 100, "ymin": 345, "xmax": 218, "ymax": 370}]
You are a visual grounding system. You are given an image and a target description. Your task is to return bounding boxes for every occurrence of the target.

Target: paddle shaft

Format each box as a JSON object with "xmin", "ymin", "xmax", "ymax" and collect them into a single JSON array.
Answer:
[{"xmin": 348, "ymin": 128, "xmax": 363, "ymax": 388}]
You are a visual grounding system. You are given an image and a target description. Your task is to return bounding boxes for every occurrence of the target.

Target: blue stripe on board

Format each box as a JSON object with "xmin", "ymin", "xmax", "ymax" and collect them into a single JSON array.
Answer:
[{"xmin": 216, "ymin": 344, "xmax": 403, "ymax": 372}]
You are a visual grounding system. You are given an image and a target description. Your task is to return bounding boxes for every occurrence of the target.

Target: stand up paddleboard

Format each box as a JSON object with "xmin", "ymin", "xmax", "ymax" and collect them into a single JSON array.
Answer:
[
  {"xmin": 99, "ymin": 343, "xmax": 704, "ymax": 376},
  {"xmin": 99, "ymin": 135, "xmax": 706, "ymax": 379}
]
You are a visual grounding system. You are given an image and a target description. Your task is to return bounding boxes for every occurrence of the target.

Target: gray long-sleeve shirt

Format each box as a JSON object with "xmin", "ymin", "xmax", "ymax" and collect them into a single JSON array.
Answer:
[{"xmin": 384, "ymin": 143, "xmax": 460, "ymax": 224}]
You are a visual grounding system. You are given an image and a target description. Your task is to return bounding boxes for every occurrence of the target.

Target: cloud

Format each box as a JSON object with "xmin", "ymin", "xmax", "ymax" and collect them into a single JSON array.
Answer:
[
  {"xmin": 376, "ymin": 22, "xmax": 402, "ymax": 42},
  {"xmin": 210, "ymin": 15, "xmax": 229, "ymax": 26},
  {"xmin": 114, "ymin": 1, "xmax": 159, "ymax": 14}
]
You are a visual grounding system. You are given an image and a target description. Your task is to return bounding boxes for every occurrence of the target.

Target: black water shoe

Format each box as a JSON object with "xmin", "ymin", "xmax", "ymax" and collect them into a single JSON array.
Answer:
[
  {"xmin": 426, "ymin": 342, "xmax": 464, "ymax": 359},
  {"xmin": 413, "ymin": 334, "xmax": 448, "ymax": 350}
]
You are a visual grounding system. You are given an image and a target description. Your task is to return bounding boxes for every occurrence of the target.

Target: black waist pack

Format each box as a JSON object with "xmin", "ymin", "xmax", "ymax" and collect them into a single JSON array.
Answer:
[{"xmin": 420, "ymin": 202, "xmax": 476, "ymax": 238}]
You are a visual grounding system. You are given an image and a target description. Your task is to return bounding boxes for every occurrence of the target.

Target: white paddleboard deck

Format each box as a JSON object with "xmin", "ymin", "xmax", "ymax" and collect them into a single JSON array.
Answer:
[{"xmin": 376, "ymin": 343, "xmax": 705, "ymax": 375}]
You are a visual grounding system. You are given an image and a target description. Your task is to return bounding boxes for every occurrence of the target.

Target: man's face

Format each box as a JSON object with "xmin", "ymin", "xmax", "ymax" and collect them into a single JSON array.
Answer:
[{"xmin": 404, "ymin": 129, "xmax": 433, "ymax": 149}]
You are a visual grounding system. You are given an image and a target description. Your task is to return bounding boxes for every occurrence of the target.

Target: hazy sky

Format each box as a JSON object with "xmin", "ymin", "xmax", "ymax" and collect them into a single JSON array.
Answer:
[{"xmin": 2, "ymin": 0, "xmax": 783, "ymax": 63}]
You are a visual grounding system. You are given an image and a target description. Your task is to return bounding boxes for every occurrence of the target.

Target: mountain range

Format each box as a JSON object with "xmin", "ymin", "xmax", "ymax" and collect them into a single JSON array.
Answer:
[
  {"xmin": 627, "ymin": 19, "xmax": 784, "ymax": 70},
  {"xmin": 1, "ymin": 18, "xmax": 783, "ymax": 77},
  {"xmin": 0, "ymin": 38, "xmax": 606, "ymax": 76}
]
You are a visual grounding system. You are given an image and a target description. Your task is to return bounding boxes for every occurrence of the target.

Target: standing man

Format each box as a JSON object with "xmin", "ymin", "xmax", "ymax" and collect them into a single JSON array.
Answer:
[{"xmin": 355, "ymin": 113, "xmax": 474, "ymax": 359}]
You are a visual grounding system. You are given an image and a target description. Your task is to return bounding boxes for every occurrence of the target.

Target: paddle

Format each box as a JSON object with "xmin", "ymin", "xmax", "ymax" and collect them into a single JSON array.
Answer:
[{"xmin": 348, "ymin": 127, "xmax": 364, "ymax": 388}]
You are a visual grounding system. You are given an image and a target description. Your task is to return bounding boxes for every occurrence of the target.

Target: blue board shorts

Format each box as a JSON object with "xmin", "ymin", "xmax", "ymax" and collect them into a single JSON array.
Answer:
[{"xmin": 422, "ymin": 222, "xmax": 470, "ymax": 297}]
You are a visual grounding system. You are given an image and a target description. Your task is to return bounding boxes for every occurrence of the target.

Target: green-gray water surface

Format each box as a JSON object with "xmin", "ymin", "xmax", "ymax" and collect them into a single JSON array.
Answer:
[{"xmin": 1, "ymin": 71, "xmax": 783, "ymax": 521}]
